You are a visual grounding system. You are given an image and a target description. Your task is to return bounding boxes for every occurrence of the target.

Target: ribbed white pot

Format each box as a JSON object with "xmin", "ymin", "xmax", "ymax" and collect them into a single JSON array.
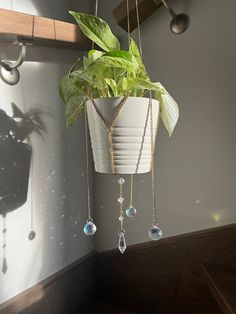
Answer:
[{"xmin": 86, "ymin": 97, "xmax": 160, "ymax": 174}]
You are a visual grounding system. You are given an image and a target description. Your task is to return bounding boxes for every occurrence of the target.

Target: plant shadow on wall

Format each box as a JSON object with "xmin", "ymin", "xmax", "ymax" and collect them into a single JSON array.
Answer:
[{"xmin": 0, "ymin": 103, "xmax": 46, "ymax": 274}]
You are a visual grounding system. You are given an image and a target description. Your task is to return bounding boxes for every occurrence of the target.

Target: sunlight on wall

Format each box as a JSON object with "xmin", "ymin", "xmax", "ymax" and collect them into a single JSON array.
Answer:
[
  {"xmin": 0, "ymin": 61, "xmax": 93, "ymax": 304},
  {"xmin": 0, "ymin": 79, "xmax": 43, "ymax": 301}
]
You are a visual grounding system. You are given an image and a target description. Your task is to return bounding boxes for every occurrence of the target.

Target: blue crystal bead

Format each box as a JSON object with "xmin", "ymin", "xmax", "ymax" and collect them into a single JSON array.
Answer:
[
  {"xmin": 148, "ymin": 225, "xmax": 162, "ymax": 241},
  {"xmin": 125, "ymin": 205, "xmax": 137, "ymax": 218},
  {"xmin": 83, "ymin": 220, "xmax": 97, "ymax": 236}
]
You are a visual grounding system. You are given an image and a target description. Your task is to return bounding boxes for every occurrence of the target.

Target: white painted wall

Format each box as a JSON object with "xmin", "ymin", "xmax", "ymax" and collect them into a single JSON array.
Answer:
[
  {"xmin": 94, "ymin": 0, "xmax": 236, "ymax": 251},
  {"xmin": 0, "ymin": 0, "xmax": 93, "ymax": 304}
]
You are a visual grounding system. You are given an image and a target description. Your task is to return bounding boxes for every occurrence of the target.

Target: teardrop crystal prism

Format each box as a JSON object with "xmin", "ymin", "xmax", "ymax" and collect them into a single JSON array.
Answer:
[
  {"xmin": 125, "ymin": 205, "xmax": 137, "ymax": 217},
  {"xmin": 2, "ymin": 257, "xmax": 7, "ymax": 274},
  {"xmin": 148, "ymin": 225, "xmax": 163, "ymax": 241},
  {"xmin": 118, "ymin": 231, "xmax": 126, "ymax": 254},
  {"xmin": 83, "ymin": 220, "xmax": 97, "ymax": 236}
]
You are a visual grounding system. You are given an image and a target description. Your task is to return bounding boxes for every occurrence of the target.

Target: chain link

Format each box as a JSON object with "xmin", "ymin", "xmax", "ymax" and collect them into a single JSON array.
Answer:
[
  {"xmin": 90, "ymin": 96, "xmax": 128, "ymax": 174},
  {"xmin": 85, "ymin": 108, "xmax": 92, "ymax": 220},
  {"xmin": 135, "ymin": 0, "xmax": 143, "ymax": 58},
  {"xmin": 126, "ymin": 0, "xmax": 131, "ymax": 47},
  {"xmin": 149, "ymin": 94, "xmax": 158, "ymax": 225}
]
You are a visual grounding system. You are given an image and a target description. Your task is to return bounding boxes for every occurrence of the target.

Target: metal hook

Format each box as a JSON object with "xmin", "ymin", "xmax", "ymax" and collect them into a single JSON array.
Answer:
[
  {"xmin": 154, "ymin": 0, "xmax": 190, "ymax": 35},
  {"xmin": 0, "ymin": 43, "xmax": 27, "ymax": 86}
]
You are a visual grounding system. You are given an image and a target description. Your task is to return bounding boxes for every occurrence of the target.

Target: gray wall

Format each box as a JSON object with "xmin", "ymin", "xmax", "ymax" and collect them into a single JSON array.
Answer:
[
  {"xmin": 1, "ymin": 0, "xmax": 236, "ymax": 303},
  {"xmin": 95, "ymin": 0, "xmax": 236, "ymax": 251},
  {"xmin": 0, "ymin": 0, "xmax": 93, "ymax": 304}
]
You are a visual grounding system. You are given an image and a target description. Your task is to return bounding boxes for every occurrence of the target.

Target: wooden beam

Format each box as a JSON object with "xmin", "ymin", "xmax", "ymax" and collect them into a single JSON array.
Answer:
[
  {"xmin": 0, "ymin": 8, "xmax": 89, "ymax": 49},
  {"xmin": 113, "ymin": 0, "xmax": 163, "ymax": 33}
]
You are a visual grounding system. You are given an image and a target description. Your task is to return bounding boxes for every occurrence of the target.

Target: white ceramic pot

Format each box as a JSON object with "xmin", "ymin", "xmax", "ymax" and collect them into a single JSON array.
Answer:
[{"xmin": 86, "ymin": 97, "xmax": 160, "ymax": 174}]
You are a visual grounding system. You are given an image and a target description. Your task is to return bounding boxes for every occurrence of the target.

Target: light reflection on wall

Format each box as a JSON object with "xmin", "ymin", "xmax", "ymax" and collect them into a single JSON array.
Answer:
[
  {"xmin": 0, "ymin": 60, "xmax": 93, "ymax": 304},
  {"xmin": 0, "ymin": 80, "xmax": 43, "ymax": 301},
  {"xmin": 212, "ymin": 213, "xmax": 221, "ymax": 223}
]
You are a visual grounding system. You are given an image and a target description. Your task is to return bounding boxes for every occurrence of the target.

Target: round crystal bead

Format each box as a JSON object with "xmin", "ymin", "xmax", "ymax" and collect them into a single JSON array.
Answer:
[
  {"xmin": 83, "ymin": 220, "xmax": 97, "ymax": 236},
  {"xmin": 148, "ymin": 225, "xmax": 162, "ymax": 241},
  {"xmin": 117, "ymin": 177, "xmax": 125, "ymax": 185},
  {"xmin": 118, "ymin": 196, "xmax": 124, "ymax": 204},
  {"xmin": 119, "ymin": 215, "xmax": 124, "ymax": 222},
  {"xmin": 125, "ymin": 205, "xmax": 137, "ymax": 218}
]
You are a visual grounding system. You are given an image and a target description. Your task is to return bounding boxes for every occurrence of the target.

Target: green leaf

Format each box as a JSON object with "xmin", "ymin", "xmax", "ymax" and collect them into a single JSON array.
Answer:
[
  {"xmin": 105, "ymin": 50, "xmax": 136, "ymax": 63},
  {"xmin": 69, "ymin": 12, "xmax": 120, "ymax": 51},
  {"xmin": 129, "ymin": 38, "xmax": 149, "ymax": 80},
  {"xmin": 88, "ymin": 49, "xmax": 105, "ymax": 60},
  {"xmin": 129, "ymin": 38, "xmax": 142, "ymax": 63},
  {"xmin": 117, "ymin": 77, "xmax": 128, "ymax": 95},
  {"xmin": 65, "ymin": 98, "xmax": 86, "ymax": 126},
  {"xmin": 89, "ymin": 55, "xmax": 138, "ymax": 74},
  {"xmin": 59, "ymin": 75, "xmax": 86, "ymax": 103},
  {"xmin": 104, "ymin": 78, "xmax": 118, "ymax": 96},
  {"xmin": 59, "ymin": 75, "xmax": 87, "ymax": 126},
  {"xmin": 127, "ymin": 78, "xmax": 160, "ymax": 91},
  {"xmin": 84, "ymin": 49, "xmax": 105, "ymax": 69},
  {"xmin": 155, "ymin": 83, "xmax": 179, "ymax": 137}
]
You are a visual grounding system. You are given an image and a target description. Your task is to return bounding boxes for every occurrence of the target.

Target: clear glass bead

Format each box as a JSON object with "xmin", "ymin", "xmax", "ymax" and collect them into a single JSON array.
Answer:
[
  {"xmin": 118, "ymin": 177, "xmax": 125, "ymax": 185},
  {"xmin": 118, "ymin": 196, "xmax": 124, "ymax": 204},
  {"xmin": 125, "ymin": 205, "xmax": 137, "ymax": 217},
  {"xmin": 83, "ymin": 220, "xmax": 97, "ymax": 236},
  {"xmin": 118, "ymin": 231, "xmax": 126, "ymax": 254},
  {"xmin": 119, "ymin": 215, "xmax": 124, "ymax": 222},
  {"xmin": 28, "ymin": 230, "xmax": 36, "ymax": 240},
  {"xmin": 148, "ymin": 225, "xmax": 162, "ymax": 241}
]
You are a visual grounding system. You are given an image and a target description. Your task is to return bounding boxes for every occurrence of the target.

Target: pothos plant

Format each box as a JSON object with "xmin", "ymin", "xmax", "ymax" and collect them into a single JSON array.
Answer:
[{"xmin": 59, "ymin": 12, "xmax": 179, "ymax": 136}]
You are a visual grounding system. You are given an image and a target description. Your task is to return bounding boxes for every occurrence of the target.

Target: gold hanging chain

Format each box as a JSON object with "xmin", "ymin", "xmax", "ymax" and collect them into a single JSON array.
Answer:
[
  {"xmin": 129, "ymin": 174, "xmax": 133, "ymax": 206},
  {"xmin": 135, "ymin": 0, "xmax": 143, "ymax": 58},
  {"xmin": 128, "ymin": 98, "xmax": 151, "ymax": 206},
  {"xmin": 90, "ymin": 96, "xmax": 128, "ymax": 130},
  {"xmin": 126, "ymin": 0, "xmax": 131, "ymax": 47},
  {"xmin": 150, "ymin": 94, "xmax": 157, "ymax": 225},
  {"xmin": 92, "ymin": 0, "xmax": 99, "ymax": 49},
  {"xmin": 85, "ymin": 108, "xmax": 92, "ymax": 221},
  {"xmin": 135, "ymin": 99, "xmax": 151, "ymax": 174},
  {"xmin": 119, "ymin": 183, "xmax": 124, "ymax": 230},
  {"xmin": 150, "ymin": 93, "xmax": 161, "ymax": 226},
  {"xmin": 128, "ymin": 0, "xmax": 144, "ymax": 204},
  {"xmin": 90, "ymin": 96, "xmax": 128, "ymax": 174}
]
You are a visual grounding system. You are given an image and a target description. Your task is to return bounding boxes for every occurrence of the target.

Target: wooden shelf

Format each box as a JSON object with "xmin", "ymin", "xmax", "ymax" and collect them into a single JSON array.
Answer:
[
  {"xmin": 113, "ymin": 0, "xmax": 163, "ymax": 33},
  {"xmin": 0, "ymin": 8, "xmax": 90, "ymax": 49}
]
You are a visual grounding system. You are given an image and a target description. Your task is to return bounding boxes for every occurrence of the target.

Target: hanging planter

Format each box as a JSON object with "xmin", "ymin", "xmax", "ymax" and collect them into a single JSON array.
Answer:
[
  {"xmin": 59, "ymin": 13, "xmax": 179, "ymax": 157},
  {"xmin": 59, "ymin": 6, "xmax": 180, "ymax": 252},
  {"xmin": 86, "ymin": 96, "xmax": 159, "ymax": 174}
]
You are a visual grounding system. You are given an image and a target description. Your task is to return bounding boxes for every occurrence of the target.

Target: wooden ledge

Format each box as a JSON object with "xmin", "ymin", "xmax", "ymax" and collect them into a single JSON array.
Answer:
[{"xmin": 0, "ymin": 8, "xmax": 90, "ymax": 49}]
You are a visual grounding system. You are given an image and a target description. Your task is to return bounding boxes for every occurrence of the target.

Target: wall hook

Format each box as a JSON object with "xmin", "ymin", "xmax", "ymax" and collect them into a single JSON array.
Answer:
[
  {"xmin": 154, "ymin": 0, "xmax": 190, "ymax": 34},
  {"xmin": 0, "ymin": 42, "xmax": 27, "ymax": 86}
]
